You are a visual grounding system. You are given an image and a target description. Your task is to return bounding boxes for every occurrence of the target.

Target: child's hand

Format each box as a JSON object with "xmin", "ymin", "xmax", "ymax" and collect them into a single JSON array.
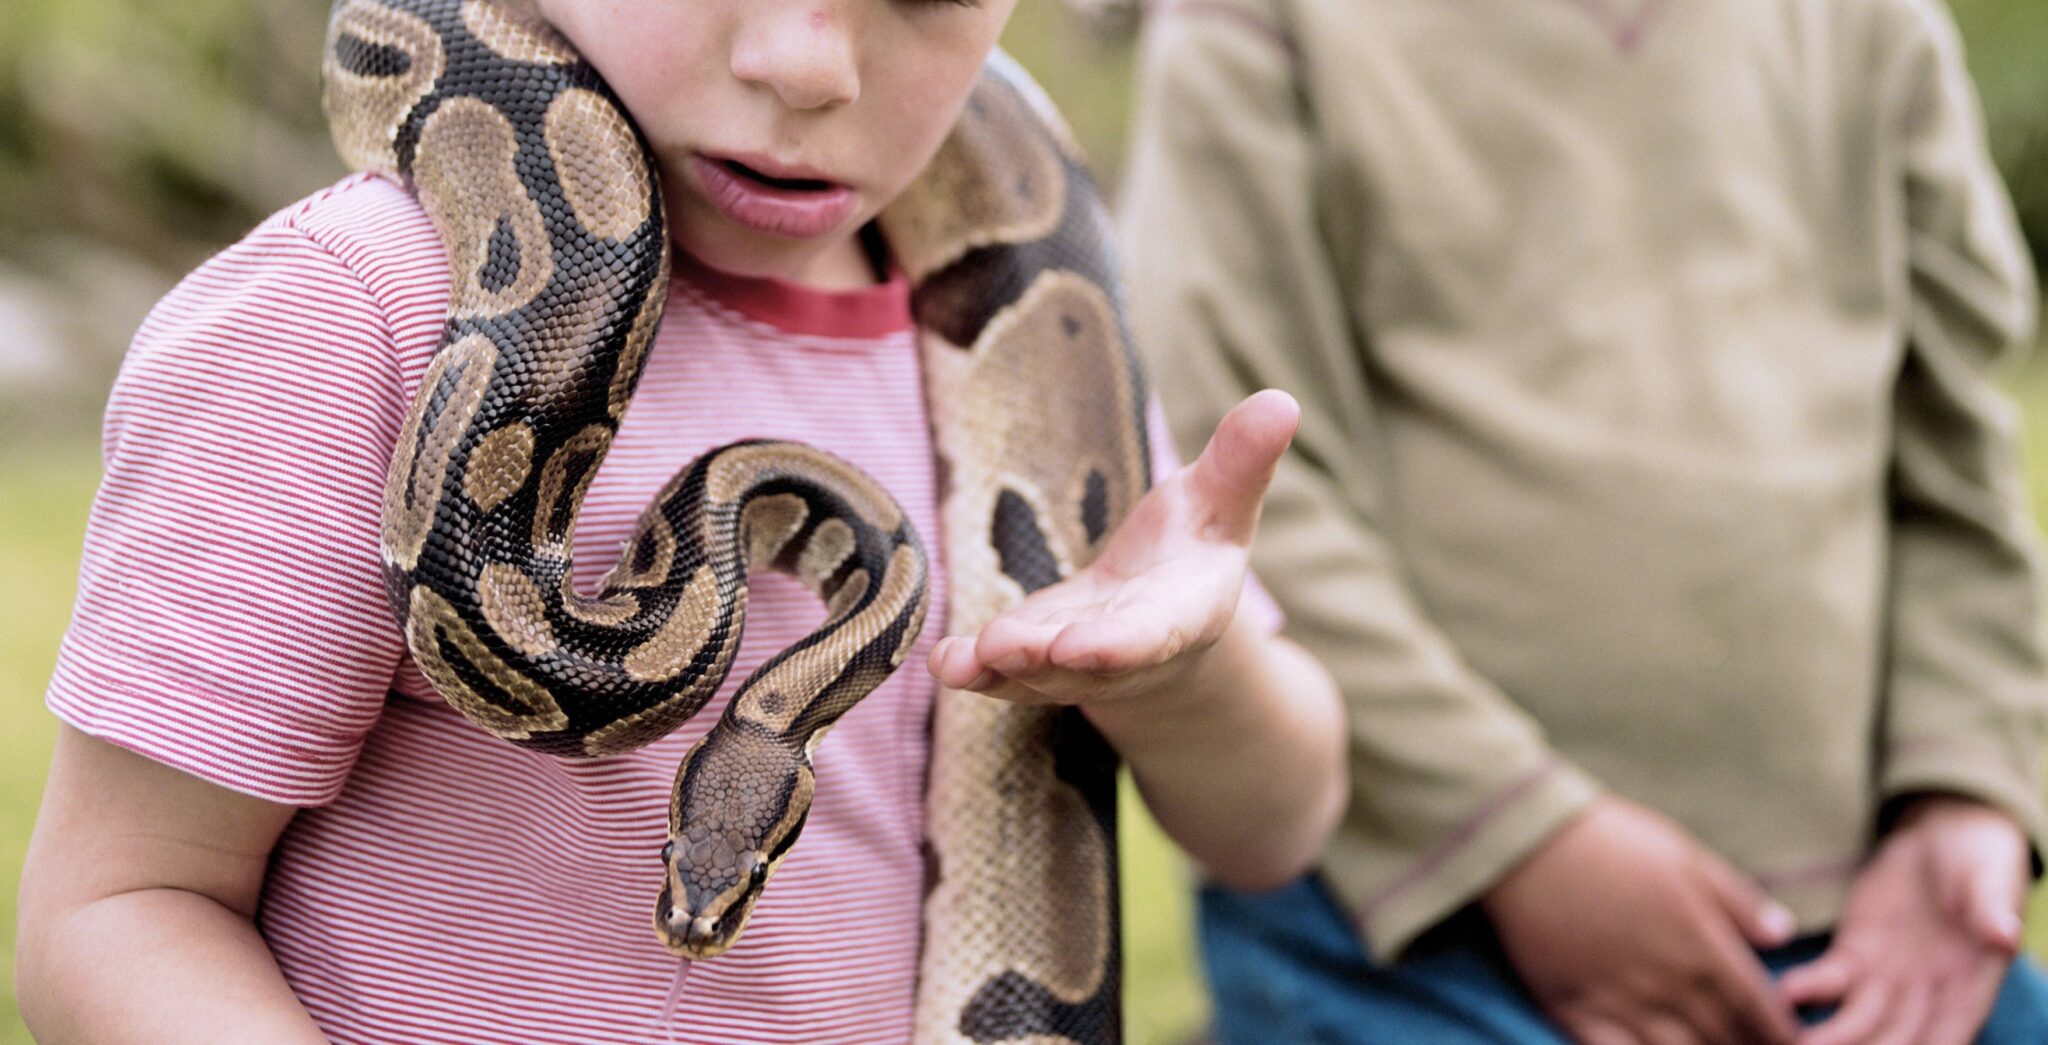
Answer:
[
  {"xmin": 926, "ymin": 389, "xmax": 1342, "ymax": 888},
  {"xmin": 927, "ymin": 390, "xmax": 1299, "ymax": 716},
  {"xmin": 1779, "ymin": 795, "xmax": 2027, "ymax": 1045},
  {"xmin": 1483, "ymin": 794, "xmax": 1801, "ymax": 1045}
]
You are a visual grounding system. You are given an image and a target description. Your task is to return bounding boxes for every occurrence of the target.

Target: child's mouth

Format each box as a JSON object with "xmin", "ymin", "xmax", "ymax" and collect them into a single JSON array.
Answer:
[
  {"xmin": 689, "ymin": 153, "xmax": 856, "ymax": 240},
  {"xmin": 722, "ymin": 159, "xmax": 832, "ymax": 193}
]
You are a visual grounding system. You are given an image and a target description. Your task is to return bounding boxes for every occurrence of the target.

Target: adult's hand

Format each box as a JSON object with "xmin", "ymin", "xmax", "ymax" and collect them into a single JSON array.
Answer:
[
  {"xmin": 1482, "ymin": 794, "xmax": 1800, "ymax": 1045},
  {"xmin": 1779, "ymin": 795, "xmax": 2027, "ymax": 1045}
]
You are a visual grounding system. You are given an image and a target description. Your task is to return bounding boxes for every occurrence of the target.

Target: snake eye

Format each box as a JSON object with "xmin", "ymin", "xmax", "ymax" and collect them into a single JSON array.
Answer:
[{"xmin": 660, "ymin": 840, "xmax": 676, "ymax": 865}]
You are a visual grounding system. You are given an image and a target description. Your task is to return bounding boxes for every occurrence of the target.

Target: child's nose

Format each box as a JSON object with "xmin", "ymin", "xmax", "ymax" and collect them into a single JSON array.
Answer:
[{"xmin": 730, "ymin": 3, "xmax": 861, "ymax": 111}]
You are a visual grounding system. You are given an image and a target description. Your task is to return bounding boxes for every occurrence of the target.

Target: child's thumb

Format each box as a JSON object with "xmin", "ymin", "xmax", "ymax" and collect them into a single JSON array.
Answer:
[
  {"xmin": 1187, "ymin": 389, "xmax": 1298, "ymax": 542},
  {"xmin": 1964, "ymin": 862, "xmax": 2024, "ymax": 954}
]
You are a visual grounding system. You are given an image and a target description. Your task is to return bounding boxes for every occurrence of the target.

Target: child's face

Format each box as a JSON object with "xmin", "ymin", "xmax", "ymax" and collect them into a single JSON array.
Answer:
[{"xmin": 537, "ymin": 0, "xmax": 1017, "ymax": 286}]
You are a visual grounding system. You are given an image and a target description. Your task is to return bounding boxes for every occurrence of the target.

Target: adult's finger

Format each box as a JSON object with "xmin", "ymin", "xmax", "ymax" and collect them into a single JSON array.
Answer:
[{"xmin": 1183, "ymin": 389, "xmax": 1298, "ymax": 544}]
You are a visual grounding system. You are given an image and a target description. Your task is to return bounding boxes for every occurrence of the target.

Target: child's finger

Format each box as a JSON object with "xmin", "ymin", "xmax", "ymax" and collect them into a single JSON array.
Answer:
[
  {"xmin": 1779, "ymin": 952, "xmax": 1854, "ymax": 1007},
  {"xmin": 1187, "ymin": 389, "xmax": 1299, "ymax": 545},
  {"xmin": 1801, "ymin": 978, "xmax": 1897, "ymax": 1045},
  {"xmin": 1963, "ymin": 863, "xmax": 2023, "ymax": 954},
  {"xmin": 924, "ymin": 638, "xmax": 1068, "ymax": 703},
  {"xmin": 930, "ymin": 638, "xmax": 1062, "ymax": 702},
  {"xmin": 1047, "ymin": 613, "xmax": 1183, "ymax": 676},
  {"xmin": 972, "ymin": 614, "xmax": 1065, "ymax": 680},
  {"xmin": 1699, "ymin": 853, "xmax": 1796, "ymax": 949},
  {"xmin": 928, "ymin": 637, "xmax": 994, "ymax": 690}
]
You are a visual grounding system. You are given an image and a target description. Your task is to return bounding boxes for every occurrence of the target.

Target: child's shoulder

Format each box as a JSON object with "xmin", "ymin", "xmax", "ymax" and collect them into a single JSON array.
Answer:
[
  {"xmin": 128, "ymin": 174, "xmax": 447, "ymax": 380},
  {"xmin": 270, "ymin": 172, "xmax": 436, "ymax": 268},
  {"xmin": 110, "ymin": 175, "xmax": 450, "ymax": 447},
  {"xmin": 249, "ymin": 172, "xmax": 448, "ymax": 339},
  {"xmin": 157, "ymin": 171, "xmax": 446, "ymax": 321}
]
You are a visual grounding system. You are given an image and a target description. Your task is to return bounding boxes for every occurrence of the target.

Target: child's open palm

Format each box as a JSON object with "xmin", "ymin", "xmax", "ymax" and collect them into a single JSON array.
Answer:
[{"xmin": 928, "ymin": 390, "xmax": 1299, "ymax": 712}]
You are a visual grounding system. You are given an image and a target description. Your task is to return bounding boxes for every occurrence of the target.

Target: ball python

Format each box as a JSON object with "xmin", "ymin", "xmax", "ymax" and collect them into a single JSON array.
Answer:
[{"xmin": 323, "ymin": 2, "xmax": 1150, "ymax": 1041}]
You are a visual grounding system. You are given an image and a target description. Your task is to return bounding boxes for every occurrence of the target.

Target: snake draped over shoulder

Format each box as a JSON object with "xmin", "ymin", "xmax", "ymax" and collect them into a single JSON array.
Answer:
[{"xmin": 323, "ymin": 2, "xmax": 1150, "ymax": 1041}]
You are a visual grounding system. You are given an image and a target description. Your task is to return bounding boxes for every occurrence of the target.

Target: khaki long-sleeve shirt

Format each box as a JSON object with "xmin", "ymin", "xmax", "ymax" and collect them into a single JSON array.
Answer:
[{"xmin": 1121, "ymin": 0, "xmax": 2047, "ymax": 959}]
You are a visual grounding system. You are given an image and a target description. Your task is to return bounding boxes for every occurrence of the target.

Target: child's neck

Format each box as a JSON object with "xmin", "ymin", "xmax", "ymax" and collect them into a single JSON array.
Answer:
[{"xmin": 785, "ymin": 230, "xmax": 883, "ymax": 290}]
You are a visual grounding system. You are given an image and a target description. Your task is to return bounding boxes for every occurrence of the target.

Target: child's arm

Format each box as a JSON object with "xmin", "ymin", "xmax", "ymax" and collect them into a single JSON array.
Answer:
[
  {"xmin": 929, "ymin": 391, "xmax": 1348, "ymax": 889},
  {"xmin": 18, "ymin": 187, "xmax": 424, "ymax": 1041},
  {"xmin": 1777, "ymin": 1, "xmax": 2046, "ymax": 1040},
  {"xmin": 1859, "ymin": 0, "xmax": 2047, "ymax": 866},
  {"xmin": 16, "ymin": 726, "xmax": 328, "ymax": 1043}
]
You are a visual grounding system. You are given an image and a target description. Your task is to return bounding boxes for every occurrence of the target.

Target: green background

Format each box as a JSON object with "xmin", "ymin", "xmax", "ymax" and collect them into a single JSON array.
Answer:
[{"xmin": 4, "ymin": 1, "xmax": 2048, "ymax": 1042}]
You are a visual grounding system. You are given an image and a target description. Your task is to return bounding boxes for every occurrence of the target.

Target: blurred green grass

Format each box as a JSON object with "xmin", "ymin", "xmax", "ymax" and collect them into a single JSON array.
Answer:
[{"xmin": 0, "ymin": 440, "xmax": 98, "ymax": 1043}]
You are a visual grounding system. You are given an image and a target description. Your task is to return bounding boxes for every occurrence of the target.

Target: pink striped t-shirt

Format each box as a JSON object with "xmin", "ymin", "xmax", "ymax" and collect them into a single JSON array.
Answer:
[
  {"xmin": 49, "ymin": 172, "xmax": 1257, "ymax": 1044},
  {"xmin": 48, "ymin": 173, "xmax": 956, "ymax": 1044}
]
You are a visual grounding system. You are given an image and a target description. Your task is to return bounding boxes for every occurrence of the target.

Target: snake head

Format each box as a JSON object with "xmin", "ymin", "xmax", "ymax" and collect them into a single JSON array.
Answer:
[{"xmin": 655, "ymin": 722, "xmax": 815, "ymax": 959}]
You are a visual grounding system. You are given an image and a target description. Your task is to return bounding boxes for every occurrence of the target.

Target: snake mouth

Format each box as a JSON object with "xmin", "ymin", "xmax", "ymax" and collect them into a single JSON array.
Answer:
[{"xmin": 655, "ymin": 883, "xmax": 752, "ymax": 960}]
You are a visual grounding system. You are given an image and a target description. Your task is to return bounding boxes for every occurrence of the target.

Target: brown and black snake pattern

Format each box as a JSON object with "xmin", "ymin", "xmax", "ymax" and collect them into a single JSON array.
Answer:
[{"xmin": 323, "ymin": 3, "xmax": 1146, "ymax": 1041}]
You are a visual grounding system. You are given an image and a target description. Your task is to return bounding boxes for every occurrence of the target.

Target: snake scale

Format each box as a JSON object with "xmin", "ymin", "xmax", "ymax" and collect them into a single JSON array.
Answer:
[{"xmin": 323, "ymin": 2, "xmax": 1149, "ymax": 1040}]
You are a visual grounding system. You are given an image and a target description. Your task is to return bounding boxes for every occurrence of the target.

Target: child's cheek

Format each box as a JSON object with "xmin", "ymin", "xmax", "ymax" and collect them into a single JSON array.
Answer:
[
  {"xmin": 865, "ymin": 58, "xmax": 985, "ymax": 193},
  {"xmin": 538, "ymin": 1, "xmax": 719, "ymax": 148}
]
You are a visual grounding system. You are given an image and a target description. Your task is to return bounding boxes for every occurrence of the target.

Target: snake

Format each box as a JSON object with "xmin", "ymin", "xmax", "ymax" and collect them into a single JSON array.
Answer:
[{"xmin": 322, "ymin": 2, "xmax": 1150, "ymax": 1041}]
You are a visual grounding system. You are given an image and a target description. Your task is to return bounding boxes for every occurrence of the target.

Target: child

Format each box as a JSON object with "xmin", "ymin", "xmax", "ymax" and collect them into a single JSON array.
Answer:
[
  {"xmin": 1122, "ymin": 0, "xmax": 2048, "ymax": 1042},
  {"xmin": 13, "ymin": 1, "xmax": 1346, "ymax": 1041}
]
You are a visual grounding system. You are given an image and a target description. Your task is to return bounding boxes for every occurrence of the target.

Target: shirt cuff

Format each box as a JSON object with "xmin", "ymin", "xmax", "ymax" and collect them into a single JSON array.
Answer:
[
  {"xmin": 1322, "ymin": 757, "xmax": 1603, "ymax": 961},
  {"xmin": 1881, "ymin": 729, "xmax": 2048, "ymax": 874},
  {"xmin": 46, "ymin": 657, "xmax": 370, "ymax": 807}
]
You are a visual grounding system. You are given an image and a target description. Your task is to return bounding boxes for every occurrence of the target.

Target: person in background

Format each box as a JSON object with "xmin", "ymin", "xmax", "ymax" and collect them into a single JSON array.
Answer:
[{"xmin": 1122, "ymin": 0, "xmax": 2048, "ymax": 1041}]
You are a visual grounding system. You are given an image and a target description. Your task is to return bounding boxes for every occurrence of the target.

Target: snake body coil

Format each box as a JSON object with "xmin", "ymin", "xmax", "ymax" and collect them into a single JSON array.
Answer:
[{"xmin": 324, "ymin": 2, "xmax": 1147, "ymax": 1040}]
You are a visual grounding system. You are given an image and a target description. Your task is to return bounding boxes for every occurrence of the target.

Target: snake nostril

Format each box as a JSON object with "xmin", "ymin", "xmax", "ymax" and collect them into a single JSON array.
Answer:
[{"xmin": 687, "ymin": 916, "xmax": 718, "ymax": 948}]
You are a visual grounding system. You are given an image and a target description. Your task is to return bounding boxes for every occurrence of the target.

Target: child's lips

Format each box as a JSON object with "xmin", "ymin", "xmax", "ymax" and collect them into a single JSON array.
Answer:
[{"xmin": 688, "ymin": 153, "xmax": 856, "ymax": 240}]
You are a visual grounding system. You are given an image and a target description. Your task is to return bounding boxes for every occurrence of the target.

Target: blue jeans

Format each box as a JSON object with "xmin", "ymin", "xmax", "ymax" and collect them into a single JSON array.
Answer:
[{"xmin": 1200, "ymin": 877, "xmax": 2048, "ymax": 1044}]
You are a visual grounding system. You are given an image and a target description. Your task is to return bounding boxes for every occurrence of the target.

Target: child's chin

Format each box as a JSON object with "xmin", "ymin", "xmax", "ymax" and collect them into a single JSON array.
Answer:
[{"xmin": 672, "ymin": 212, "xmax": 873, "ymax": 286}]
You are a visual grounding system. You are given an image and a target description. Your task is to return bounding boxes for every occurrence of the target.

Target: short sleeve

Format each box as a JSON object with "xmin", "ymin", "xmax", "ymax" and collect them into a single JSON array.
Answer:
[{"xmin": 45, "ymin": 217, "xmax": 412, "ymax": 806}]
